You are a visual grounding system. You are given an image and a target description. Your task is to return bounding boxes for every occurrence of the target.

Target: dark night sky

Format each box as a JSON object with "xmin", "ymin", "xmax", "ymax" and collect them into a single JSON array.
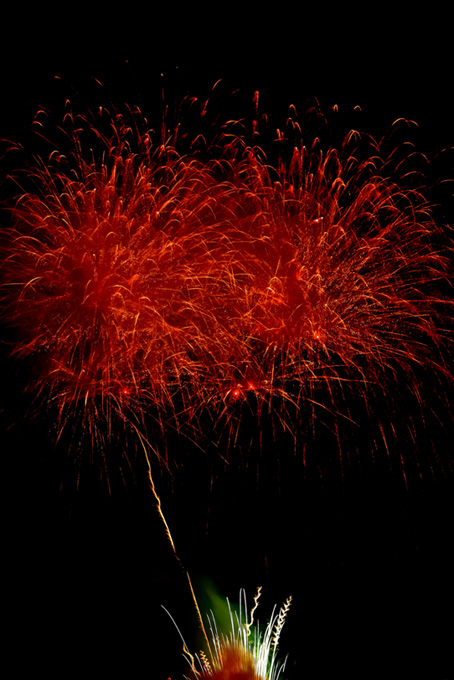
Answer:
[
  {"xmin": 2, "ymin": 6, "xmax": 454, "ymax": 680},
  {"xmin": 1, "ymin": 5, "xmax": 453, "ymax": 145}
]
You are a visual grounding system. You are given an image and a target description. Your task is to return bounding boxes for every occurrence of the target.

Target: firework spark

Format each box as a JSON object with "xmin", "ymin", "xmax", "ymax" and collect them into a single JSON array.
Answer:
[
  {"xmin": 164, "ymin": 587, "xmax": 292, "ymax": 680},
  {"xmin": 1, "ymin": 95, "xmax": 452, "ymax": 483}
]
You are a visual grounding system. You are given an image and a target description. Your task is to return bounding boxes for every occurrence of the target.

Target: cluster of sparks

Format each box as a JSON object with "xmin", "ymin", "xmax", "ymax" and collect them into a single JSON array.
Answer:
[
  {"xmin": 1, "ymin": 91, "xmax": 453, "ymax": 482},
  {"xmin": 165, "ymin": 587, "xmax": 292, "ymax": 680}
]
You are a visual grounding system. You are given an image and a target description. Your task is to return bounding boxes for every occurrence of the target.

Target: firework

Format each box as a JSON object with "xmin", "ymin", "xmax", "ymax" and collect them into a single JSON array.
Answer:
[
  {"xmin": 214, "ymin": 122, "xmax": 454, "ymax": 476},
  {"xmin": 1, "ymin": 104, "xmax": 245, "ymax": 475},
  {"xmin": 1, "ymin": 95, "xmax": 452, "ymax": 483},
  {"xmin": 164, "ymin": 587, "xmax": 292, "ymax": 680}
]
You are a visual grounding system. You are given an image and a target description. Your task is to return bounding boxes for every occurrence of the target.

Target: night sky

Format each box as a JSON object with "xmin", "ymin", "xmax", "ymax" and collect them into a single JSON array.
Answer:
[{"xmin": 2, "ymin": 6, "xmax": 454, "ymax": 680}]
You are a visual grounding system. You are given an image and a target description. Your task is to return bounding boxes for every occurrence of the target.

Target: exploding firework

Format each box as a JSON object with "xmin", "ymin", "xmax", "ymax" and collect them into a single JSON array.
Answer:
[
  {"xmin": 164, "ymin": 587, "xmax": 292, "ymax": 680},
  {"xmin": 1, "ymin": 103, "xmax": 248, "ymax": 479},
  {"xmin": 1, "ymin": 93, "xmax": 453, "ymax": 484},
  {"xmin": 212, "ymin": 117, "xmax": 454, "ymax": 481}
]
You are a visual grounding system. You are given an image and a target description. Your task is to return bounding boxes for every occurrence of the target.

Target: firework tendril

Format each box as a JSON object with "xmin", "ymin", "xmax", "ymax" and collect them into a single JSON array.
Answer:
[{"xmin": 1, "ymin": 95, "xmax": 453, "ymax": 484}]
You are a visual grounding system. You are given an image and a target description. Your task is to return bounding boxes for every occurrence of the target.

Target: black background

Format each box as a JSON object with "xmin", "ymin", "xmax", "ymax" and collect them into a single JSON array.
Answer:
[{"xmin": 2, "ymin": 5, "xmax": 454, "ymax": 680}]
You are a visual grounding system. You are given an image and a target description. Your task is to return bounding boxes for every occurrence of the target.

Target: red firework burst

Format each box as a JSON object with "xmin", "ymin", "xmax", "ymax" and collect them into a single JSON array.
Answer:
[
  {"xmin": 2, "ymin": 106, "xmax": 240, "ymax": 455},
  {"xmin": 2, "ymin": 95, "xmax": 453, "ymax": 482},
  {"xmin": 230, "ymin": 127, "xmax": 450, "ymax": 377}
]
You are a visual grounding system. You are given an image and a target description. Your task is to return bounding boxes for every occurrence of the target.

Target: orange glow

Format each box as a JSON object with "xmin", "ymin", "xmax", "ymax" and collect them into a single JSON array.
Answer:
[{"xmin": 208, "ymin": 645, "xmax": 259, "ymax": 680}]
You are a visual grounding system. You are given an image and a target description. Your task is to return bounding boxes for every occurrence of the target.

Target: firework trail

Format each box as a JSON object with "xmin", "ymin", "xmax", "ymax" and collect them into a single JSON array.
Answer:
[{"xmin": 1, "ymin": 94, "xmax": 453, "ymax": 484}]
